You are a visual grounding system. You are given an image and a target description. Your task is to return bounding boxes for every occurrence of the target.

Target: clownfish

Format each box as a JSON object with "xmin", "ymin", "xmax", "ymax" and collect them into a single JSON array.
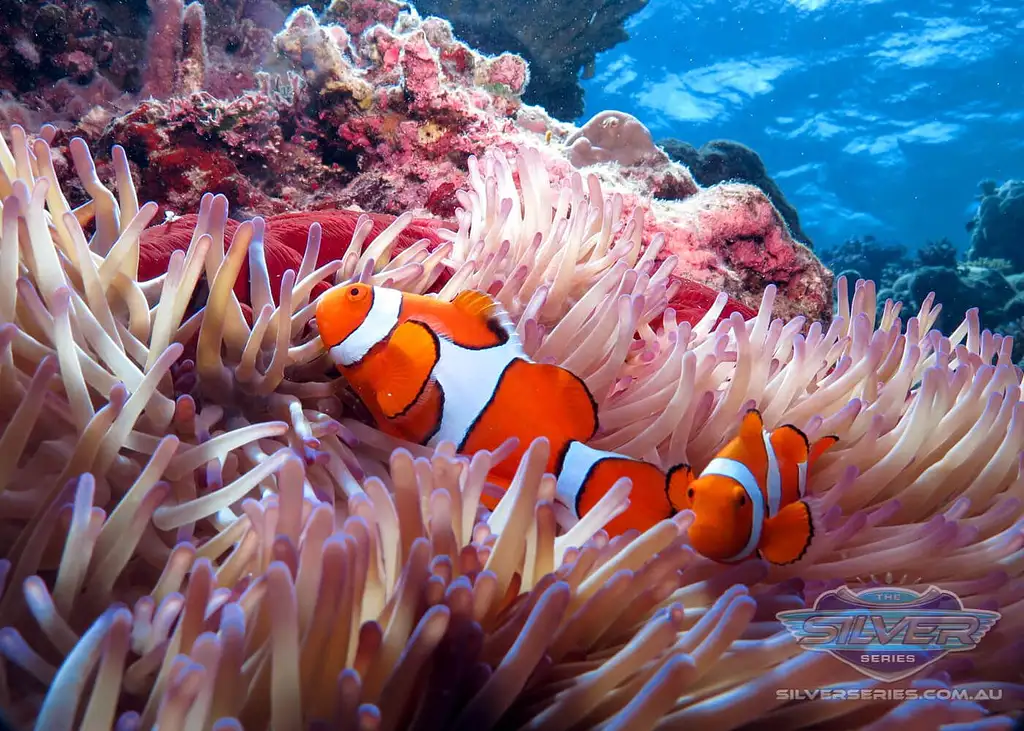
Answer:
[
  {"xmin": 314, "ymin": 283, "xmax": 599, "ymax": 483},
  {"xmin": 670, "ymin": 409, "xmax": 838, "ymax": 566},
  {"xmin": 550, "ymin": 440, "xmax": 694, "ymax": 535}
]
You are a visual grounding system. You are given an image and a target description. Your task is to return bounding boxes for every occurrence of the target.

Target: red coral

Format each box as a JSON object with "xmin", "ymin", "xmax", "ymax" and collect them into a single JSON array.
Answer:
[
  {"xmin": 424, "ymin": 181, "xmax": 460, "ymax": 217},
  {"xmin": 138, "ymin": 209, "xmax": 448, "ymax": 304},
  {"xmin": 138, "ymin": 207, "xmax": 746, "ymax": 331},
  {"xmin": 400, "ymin": 32, "xmax": 443, "ymax": 101},
  {"xmin": 438, "ymin": 45, "xmax": 473, "ymax": 76},
  {"xmin": 483, "ymin": 54, "xmax": 529, "ymax": 95},
  {"xmin": 666, "ymin": 275, "xmax": 757, "ymax": 327}
]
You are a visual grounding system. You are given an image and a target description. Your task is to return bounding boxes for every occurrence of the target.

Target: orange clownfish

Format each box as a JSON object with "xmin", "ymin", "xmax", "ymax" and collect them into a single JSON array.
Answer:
[
  {"xmin": 550, "ymin": 440, "xmax": 694, "ymax": 536},
  {"xmin": 314, "ymin": 283, "xmax": 599, "ymax": 483},
  {"xmin": 670, "ymin": 409, "xmax": 838, "ymax": 566}
]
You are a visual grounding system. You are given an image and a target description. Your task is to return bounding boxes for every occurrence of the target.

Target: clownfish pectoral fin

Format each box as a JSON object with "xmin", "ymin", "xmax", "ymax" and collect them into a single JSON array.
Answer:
[
  {"xmin": 739, "ymin": 408, "xmax": 765, "ymax": 440},
  {"xmin": 769, "ymin": 425, "xmax": 810, "ymax": 466},
  {"xmin": 809, "ymin": 435, "xmax": 839, "ymax": 467},
  {"xmin": 665, "ymin": 463, "xmax": 694, "ymax": 512},
  {"xmin": 451, "ymin": 290, "xmax": 516, "ymax": 343},
  {"xmin": 759, "ymin": 499, "xmax": 817, "ymax": 565},
  {"xmin": 371, "ymin": 321, "xmax": 440, "ymax": 419}
]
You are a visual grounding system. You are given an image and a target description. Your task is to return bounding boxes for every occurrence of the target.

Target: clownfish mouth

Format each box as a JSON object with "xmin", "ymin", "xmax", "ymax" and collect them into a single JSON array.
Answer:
[{"xmin": 687, "ymin": 522, "xmax": 743, "ymax": 561}]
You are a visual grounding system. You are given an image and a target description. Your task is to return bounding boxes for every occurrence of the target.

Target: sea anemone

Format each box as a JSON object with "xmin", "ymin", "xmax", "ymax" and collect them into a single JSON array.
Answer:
[{"xmin": 0, "ymin": 124, "xmax": 1022, "ymax": 730}]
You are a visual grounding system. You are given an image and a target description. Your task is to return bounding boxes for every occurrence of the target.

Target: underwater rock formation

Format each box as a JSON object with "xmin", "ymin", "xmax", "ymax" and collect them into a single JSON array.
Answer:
[
  {"xmin": 886, "ymin": 261, "xmax": 1017, "ymax": 334},
  {"xmin": 661, "ymin": 138, "xmax": 813, "ymax": 248},
  {"xmin": 818, "ymin": 234, "xmax": 912, "ymax": 288},
  {"xmin": 407, "ymin": 0, "xmax": 648, "ymax": 120},
  {"xmin": 1, "ymin": 127, "xmax": 1023, "ymax": 729},
  {"xmin": 968, "ymin": 179, "xmax": 1024, "ymax": 272},
  {"xmin": 826, "ymin": 236, "xmax": 1024, "ymax": 362},
  {"xmin": 0, "ymin": 0, "xmax": 285, "ymax": 128},
  {"xmin": 34, "ymin": 1, "xmax": 830, "ymax": 321}
]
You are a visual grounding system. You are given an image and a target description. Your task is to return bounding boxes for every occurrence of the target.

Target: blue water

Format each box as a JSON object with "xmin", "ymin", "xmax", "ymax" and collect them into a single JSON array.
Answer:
[{"xmin": 580, "ymin": 0, "xmax": 1024, "ymax": 252}]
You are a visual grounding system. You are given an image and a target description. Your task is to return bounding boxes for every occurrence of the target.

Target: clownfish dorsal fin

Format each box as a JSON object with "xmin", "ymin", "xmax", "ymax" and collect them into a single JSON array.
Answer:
[
  {"xmin": 809, "ymin": 435, "xmax": 839, "ymax": 467},
  {"xmin": 738, "ymin": 409, "xmax": 765, "ymax": 441},
  {"xmin": 665, "ymin": 463, "xmax": 694, "ymax": 512},
  {"xmin": 451, "ymin": 290, "xmax": 516, "ymax": 339},
  {"xmin": 769, "ymin": 425, "xmax": 810, "ymax": 466}
]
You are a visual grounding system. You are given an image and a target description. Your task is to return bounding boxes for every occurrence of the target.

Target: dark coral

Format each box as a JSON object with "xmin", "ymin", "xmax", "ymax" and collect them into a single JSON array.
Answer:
[
  {"xmin": 967, "ymin": 178, "xmax": 1024, "ymax": 272},
  {"xmin": 821, "ymin": 232, "xmax": 1024, "ymax": 364},
  {"xmin": 817, "ymin": 234, "xmax": 912, "ymax": 288},
  {"xmin": 661, "ymin": 138, "xmax": 813, "ymax": 248},
  {"xmin": 915, "ymin": 236, "xmax": 959, "ymax": 269},
  {"xmin": 406, "ymin": 0, "xmax": 648, "ymax": 120},
  {"xmin": 0, "ymin": 0, "xmax": 290, "ymax": 129},
  {"xmin": 885, "ymin": 263, "xmax": 1016, "ymax": 335},
  {"xmin": 0, "ymin": 0, "xmax": 144, "ymax": 127}
]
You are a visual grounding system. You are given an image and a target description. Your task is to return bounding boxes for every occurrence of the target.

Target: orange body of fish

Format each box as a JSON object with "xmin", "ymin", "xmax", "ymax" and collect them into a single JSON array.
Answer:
[
  {"xmin": 669, "ymin": 409, "xmax": 838, "ymax": 565},
  {"xmin": 315, "ymin": 284, "xmax": 684, "ymax": 534},
  {"xmin": 315, "ymin": 283, "xmax": 599, "ymax": 480},
  {"xmin": 315, "ymin": 285, "xmax": 836, "ymax": 553}
]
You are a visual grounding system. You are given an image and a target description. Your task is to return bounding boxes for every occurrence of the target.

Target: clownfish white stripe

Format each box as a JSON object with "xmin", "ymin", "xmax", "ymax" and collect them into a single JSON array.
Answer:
[
  {"xmin": 555, "ymin": 441, "xmax": 635, "ymax": 516},
  {"xmin": 798, "ymin": 461, "xmax": 808, "ymax": 497},
  {"xmin": 427, "ymin": 334, "xmax": 526, "ymax": 449},
  {"xmin": 763, "ymin": 431, "xmax": 782, "ymax": 518},
  {"xmin": 699, "ymin": 457, "xmax": 765, "ymax": 562},
  {"xmin": 330, "ymin": 286, "xmax": 403, "ymax": 366}
]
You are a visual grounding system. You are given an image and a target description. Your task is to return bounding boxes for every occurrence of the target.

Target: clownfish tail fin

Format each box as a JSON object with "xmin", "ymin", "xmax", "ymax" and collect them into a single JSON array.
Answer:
[
  {"xmin": 665, "ymin": 463, "xmax": 694, "ymax": 512},
  {"xmin": 759, "ymin": 497, "xmax": 821, "ymax": 566}
]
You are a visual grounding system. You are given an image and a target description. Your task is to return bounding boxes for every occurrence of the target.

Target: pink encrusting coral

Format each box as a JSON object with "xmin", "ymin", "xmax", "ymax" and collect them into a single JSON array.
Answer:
[
  {"xmin": 566, "ymin": 110, "xmax": 668, "ymax": 168},
  {"xmin": 650, "ymin": 184, "xmax": 831, "ymax": 322},
  {"xmin": 30, "ymin": 0, "xmax": 831, "ymax": 325},
  {"xmin": 0, "ymin": 125, "xmax": 1023, "ymax": 729}
]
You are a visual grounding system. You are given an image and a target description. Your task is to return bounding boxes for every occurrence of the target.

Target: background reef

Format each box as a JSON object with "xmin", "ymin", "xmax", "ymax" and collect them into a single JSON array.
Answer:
[
  {"xmin": 0, "ymin": 0, "xmax": 647, "ymax": 125},
  {"xmin": 820, "ymin": 178, "xmax": 1024, "ymax": 366},
  {"xmin": 576, "ymin": 0, "xmax": 1024, "ymax": 251},
  {"xmin": 0, "ymin": 0, "xmax": 833, "ymax": 322}
]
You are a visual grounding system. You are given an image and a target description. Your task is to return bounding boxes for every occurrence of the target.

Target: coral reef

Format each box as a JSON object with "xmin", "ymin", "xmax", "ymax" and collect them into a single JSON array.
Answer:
[
  {"xmin": 1, "ymin": 124, "xmax": 1023, "ymax": 730},
  {"xmin": 0, "ymin": 0, "xmax": 287, "ymax": 130},
  {"xmin": 565, "ymin": 110, "xmax": 667, "ymax": 169},
  {"xmin": 662, "ymin": 138, "xmax": 813, "ymax": 248},
  {"xmin": 648, "ymin": 183, "xmax": 828, "ymax": 322},
  {"xmin": 818, "ymin": 234, "xmax": 913, "ymax": 288},
  {"xmin": 406, "ymin": 0, "xmax": 647, "ymax": 120},
  {"xmin": 968, "ymin": 179, "xmax": 1024, "ymax": 271},
  {"xmin": 1, "ymin": 0, "xmax": 649, "ymax": 127},
  {"xmin": 822, "ymin": 236, "xmax": 1024, "ymax": 364},
  {"xmin": 23, "ymin": 1, "xmax": 829, "ymax": 323}
]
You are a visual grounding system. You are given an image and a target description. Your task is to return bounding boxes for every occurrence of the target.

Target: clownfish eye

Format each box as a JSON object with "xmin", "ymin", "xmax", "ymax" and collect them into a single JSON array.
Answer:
[
  {"xmin": 686, "ymin": 487, "xmax": 695, "ymax": 501},
  {"xmin": 737, "ymin": 493, "xmax": 746, "ymax": 507},
  {"xmin": 346, "ymin": 285, "xmax": 365, "ymax": 300}
]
